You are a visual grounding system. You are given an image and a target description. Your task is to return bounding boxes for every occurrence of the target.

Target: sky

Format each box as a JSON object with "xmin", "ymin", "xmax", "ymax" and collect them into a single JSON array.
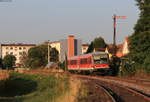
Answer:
[{"xmin": 0, "ymin": 0, "xmax": 139, "ymax": 44}]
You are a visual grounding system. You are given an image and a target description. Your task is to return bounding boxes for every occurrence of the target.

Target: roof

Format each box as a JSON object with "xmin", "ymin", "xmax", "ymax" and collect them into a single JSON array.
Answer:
[
  {"xmin": 1, "ymin": 44, "xmax": 36, "ymax": 46},
  {"xmin": 68, "ymin": 52, "xmax": 108, "ymax": 59},
  {"xmin": 49, "ymin": 41, "xmax": 60, "ymax": 44},
  {"xmin": 82, "ymin": 44, "xmax": 89, "ymax": 46},
  {"xmin": 68, "ymin": 35, "xmax": 74, "ymax": 37}
]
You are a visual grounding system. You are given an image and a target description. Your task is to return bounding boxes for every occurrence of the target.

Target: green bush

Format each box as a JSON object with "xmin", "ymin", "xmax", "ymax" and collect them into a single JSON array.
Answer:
[{"xmin": 0, "ymin": 73, "xmax": 70, "ymax": 102}]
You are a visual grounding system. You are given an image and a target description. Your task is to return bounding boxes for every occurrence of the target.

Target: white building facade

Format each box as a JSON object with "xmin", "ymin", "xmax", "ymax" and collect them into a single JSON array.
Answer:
[{"xmin": 0, "ymin": 44, "xmax": 35, "ymax": 66}]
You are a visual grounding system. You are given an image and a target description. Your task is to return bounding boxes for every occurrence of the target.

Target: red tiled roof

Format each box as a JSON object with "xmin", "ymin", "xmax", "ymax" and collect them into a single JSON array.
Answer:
[{"xmin": 82, "ymin": 44, "xmax": 89, "ymax": 46}]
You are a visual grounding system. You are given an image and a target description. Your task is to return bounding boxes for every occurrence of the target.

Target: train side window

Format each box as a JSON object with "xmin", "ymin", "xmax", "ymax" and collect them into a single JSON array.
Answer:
[
  {"xmin": 68, "ymin": 61, "xmax": 70, "ymax": 65},
  {"xmin": 80, "ymin": 59, "xmax": 83, "ymax": 64},
  {"xmin": 70, "ymin": 60, "xmax": 77, "ymax": 65},
  {"xmin": 88, "ymin": 57, "xmax": 92, "ymax": 64},
  {"xmin": 80, "ymin": 58, "xmax": 88, "ymax": 64}
]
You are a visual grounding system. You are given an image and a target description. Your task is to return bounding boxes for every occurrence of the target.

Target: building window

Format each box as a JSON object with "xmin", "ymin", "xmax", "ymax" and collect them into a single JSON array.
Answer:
[
  {"xmin": 22, "ymin": 51, "xmax": 26, "ymax": 55},
  {"xmin": 19, "ymin": 47, "xmax": 22, "ymax": 50},
  {"xmin": 19, "ymin": 52, "xmax": 22, "ymax": 55},
  {"xmin": 6, "ymin": 52, "xmax": 9, "ymax": 55},
  {"xmin": 10, "ymin": 47, "xmax": 13, "ymax": 50},
  {"xmin": 6, "ymin": 47, "xmax": 9, "ymax": 50},
  {"xmin": 23, "ymin": 47, "xmax": 26, "ymax": 50},
  {"xmin": 14, "ymin": 54, "xmax": 17, "ymax": 56},
  {"xmin": 83, "ymin": 47, "xmax": 87, "ymax": 50},
  {"xmin": 10, "ymin": 52, "xmax": 13, "ymax": 55}
]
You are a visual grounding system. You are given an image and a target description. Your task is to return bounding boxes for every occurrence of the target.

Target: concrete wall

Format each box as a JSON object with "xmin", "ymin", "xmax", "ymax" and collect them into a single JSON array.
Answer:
[{"xmin": 60, "ymin": 40, "xmax": 68, "ymax": 62}]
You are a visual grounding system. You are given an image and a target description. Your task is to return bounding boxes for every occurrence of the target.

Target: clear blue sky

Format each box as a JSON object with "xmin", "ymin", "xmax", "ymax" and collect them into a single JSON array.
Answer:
[{"xmin": 0, "ymin": 0, "xmax": 139, "ymax": 44}]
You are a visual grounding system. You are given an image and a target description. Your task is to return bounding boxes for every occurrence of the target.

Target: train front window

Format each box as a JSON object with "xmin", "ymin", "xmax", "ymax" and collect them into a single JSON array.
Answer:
[{"xmin": 93, "ymin": 55, "xmax": 108, "ymax": 64}]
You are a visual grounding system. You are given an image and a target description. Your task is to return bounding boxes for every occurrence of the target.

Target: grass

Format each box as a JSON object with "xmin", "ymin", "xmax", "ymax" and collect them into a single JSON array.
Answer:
[
  {"xmin": 0, "ymin": 72, "xmax": 70, "ymax": 102},
  {"xmin": 56, "ymin": 78, "xmax": 81, "ymax": 102},
  {"xmin": 76, "ymin": 82, "xmax": 89, "ymax": 102}
]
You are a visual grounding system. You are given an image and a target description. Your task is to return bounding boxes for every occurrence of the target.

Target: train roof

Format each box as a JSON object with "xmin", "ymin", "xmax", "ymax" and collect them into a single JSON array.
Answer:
[
  {"xmin": 68, "ymin": 52, "xmax": 108, "ymax": 59},
  {"xmin": 91, "ymin": 52, "xmax": 108, "ymax": 55}
]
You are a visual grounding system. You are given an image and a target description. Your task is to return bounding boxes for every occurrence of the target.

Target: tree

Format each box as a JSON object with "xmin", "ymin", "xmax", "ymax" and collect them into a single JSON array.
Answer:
[
  {"xmin": 93, "ymin": 37, "xmax": 107, "ymax": 49},
  {"xmin": 50, "ymin": 48, "xmax": 59, "ymax": 62},
  {"xmin": 0, "ymin": 58, "xmax": 2, "ymax": 68},
  {"xmin": 27, "ymin": 44, "xmax": 59, "ymax": 68},
  {"xmin": 3, "ymin": 55, "xmax": 16, "ymax": 69},
  {"xmin": 19, "ymin": 52, "xmax": 29, "ymax": 68},
  {"xmin": 27, "ymin": 44, "xmax": 48, "ymax": 68},
  {"xmin": 86, "ymin": 37, "xmax": 107, "ymax": 53},
  {"xmin": 86, "ymin": 42, "xmax": 94, "ymax": 53},
  {"xmin": 129, "ymin": 0, "xmax": 150, "ymax": 72}
]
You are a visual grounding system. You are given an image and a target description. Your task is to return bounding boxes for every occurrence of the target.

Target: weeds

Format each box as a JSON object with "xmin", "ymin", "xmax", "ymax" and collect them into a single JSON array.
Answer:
[{"xmin": 0, "ymin": 72, "xmax": 69, "ymax": 102}]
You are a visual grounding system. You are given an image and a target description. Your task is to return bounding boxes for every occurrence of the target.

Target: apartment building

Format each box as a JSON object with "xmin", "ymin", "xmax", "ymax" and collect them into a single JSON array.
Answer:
[
  {"xmin": 0, "ymin": 44, "xmax": 36, "ymax": 66},
  {"xmin": 49, "ymin": 35, "xmax": 82, "ymax": 62}
]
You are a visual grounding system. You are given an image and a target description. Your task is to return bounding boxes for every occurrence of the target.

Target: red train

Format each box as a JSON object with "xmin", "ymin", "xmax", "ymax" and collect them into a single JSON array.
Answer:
[{"xmin": 68, "ymin": 52, "xmax": 111, "ymax": 74}]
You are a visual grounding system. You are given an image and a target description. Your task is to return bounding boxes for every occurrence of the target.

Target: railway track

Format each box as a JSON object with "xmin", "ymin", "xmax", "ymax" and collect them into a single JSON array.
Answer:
[
  {"xmin": 101, "ymin": 76, "xmax": 150, "ymax": 86},
  {"xmin": 76, "ymin": 75, "xmax": 150, "ymax": 102},
  {"xmin": 94, "ymin": 82, "xmax": 118, "ymax": 102},
  {"xmin": 84, "ymin": 75, "xmax": 150, "ymax": 96},
  {"xmin": 127, "ymin": 78, "xmax": 150, "ymax": 85}
]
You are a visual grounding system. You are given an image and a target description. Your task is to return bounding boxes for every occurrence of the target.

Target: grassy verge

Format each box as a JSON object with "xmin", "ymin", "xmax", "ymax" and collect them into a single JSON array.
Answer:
[
  {"xmin": 76, "ymin": 82, "xmax": 89, "ymax": 102},
  {"xmin": 0, "ymin": 72, "xmax": 69, "ymax": 102}
]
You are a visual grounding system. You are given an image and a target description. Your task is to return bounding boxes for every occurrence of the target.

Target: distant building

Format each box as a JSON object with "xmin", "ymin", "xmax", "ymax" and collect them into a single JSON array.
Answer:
[
  {"xmin": 116, "ymin": 44, "xmax": 124, "ymax": 57},
  {"xmin": 122, "ymin": 37, "xmax": 129, "ymax": 56},
  {"xmin": 49, "ymin": 35, "xmax": 82, "ymax": 62},
  {"xmin": 0, "ymin": 44, "xmax": 36, "ymax": 66},
  {"xmin": 105, "ymin": 37, "xmax": 129, "ymax": 58},
  {"xmin": 81, "ymin": 44, "xmax": 89, "ymax": 54},
  {"xmin": 105, "ymin": 44, "xmax": 114, "ymax": 59}
]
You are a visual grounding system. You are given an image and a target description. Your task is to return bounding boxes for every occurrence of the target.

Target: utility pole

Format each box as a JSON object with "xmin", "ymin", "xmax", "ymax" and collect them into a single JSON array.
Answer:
[
  {"xmin": 112, "ymin": 14, "xmax": 126, "ymax": 56},
  {"xmin": 48, "ymin": 40, "xmax": 50, "ymax": 64},
  {"xmin": 113, "ymin": 14, "xmax": 117, "ymax": 47},
  {"xmin": 65, "ymin": 52, "xmax": 68, "ymax": 71}
]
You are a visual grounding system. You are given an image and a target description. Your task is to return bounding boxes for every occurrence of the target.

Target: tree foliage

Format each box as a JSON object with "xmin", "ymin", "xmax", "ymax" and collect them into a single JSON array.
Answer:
[
  {"xmin": 129, "ymin": 0, "xmax": 150, "ymax": 72},
  {"xmin": 26, "ymin": 44, "xmax": 59, "ymax": 68},
  {"xmin": 0, "ymin": 58, "xmax": 2, "ymax": 68},
  {"xmin": 86, "ymin": 37, "xmax": 107, "ymax": 53},
  {"xmin": 86, "ymin": 42, "xmax": 94, "ymax": 53},
  {"xmin": 19, "ymin": 52, "xmax": 29, "ymax": 68},
  {"xmin": 50, "ymin": 48, "xmax": 59, "ymax": 62},
  {"xmin": 27, "ymin": 45, "xmax": 48, "ymax": 68},
  {"xmin": 3, "ymin": 55, "xmax": 16, "ymax": 69}
]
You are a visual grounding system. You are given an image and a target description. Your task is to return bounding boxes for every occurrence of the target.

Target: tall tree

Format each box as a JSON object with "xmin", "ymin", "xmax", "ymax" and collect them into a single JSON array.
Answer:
[
  {"xmin": 93, "ymin": 37, "xmax": 107, "ymax": 49},
  {"xmin": 129, "ymin": 0, "xmax": 150, "ymax": 71},
  {"xmin": 27, "ymin": 44, "xmax": 49, "ymax": 68},
  {"xmin": 86, "ymin": 42, "xmax": 94, "ymax": 53},
  {"xmin": 3, "ymin": 55, "xmax": 16, "ymax": 69},
  {"xmin": 86, "ymin": 37, "xmax": 107, "ymax": 53},
  {"xmin": 19, "ymin": 52, "xmax": 29, "ymax": 68},
  {"xmin": 27, "ymin": 44, "xmax": 59, "ymax": 68},
  {"xmin": 0, "ymin": 58, "xmax": 3, "ymax": 68},
  {"xmin": 50, "ymin": 48, "xmax": 59, "ymax": 62}
]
